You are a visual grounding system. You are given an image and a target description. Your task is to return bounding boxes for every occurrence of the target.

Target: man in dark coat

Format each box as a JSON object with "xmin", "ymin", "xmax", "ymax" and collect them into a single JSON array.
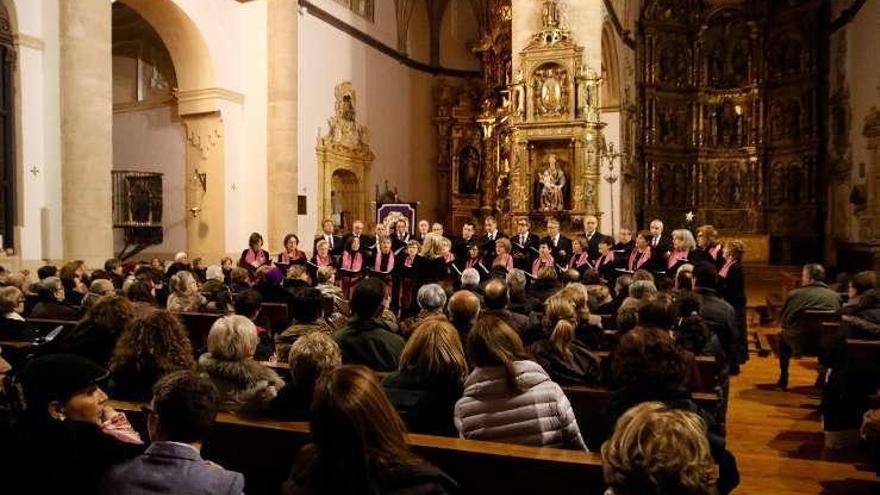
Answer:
[
  {"xmin": 478, "ymin": 216, "xmax": 506, "ymax": 266},
  {"xmin": 511, "ymin": 218, "xmax": 540, "ymax": 271},
  {"xmin": 582, "ymin": 215, "xmax": 604, "ymax": 260},
  {"xmin": 543, "ymin": 218, "xmax": 572, "ymax": 262},
  {"xmin": 334, "ymin": 278, "xmax": 404, "ymax": 372}
]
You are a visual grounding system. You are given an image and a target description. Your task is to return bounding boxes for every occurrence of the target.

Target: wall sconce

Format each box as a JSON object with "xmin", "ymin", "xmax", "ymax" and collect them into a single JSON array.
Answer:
[{"xmin": 193, "ymin": 168, "xmax": 207, "ymax": 192}]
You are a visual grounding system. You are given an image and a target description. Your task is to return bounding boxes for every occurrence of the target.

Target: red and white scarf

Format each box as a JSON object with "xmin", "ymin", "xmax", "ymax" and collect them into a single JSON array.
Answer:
[
  {"xmin": 568, "ymin": 252, "xmax": 590, "ymax": 269},
  {"xmin": 667, "ymin": 249, "xmax": 689, "ymax": 270},
  {"xmin": 342, "ymin": 251, "xmax": 363, "ymax": 272},
  {"xmin": 719, "ymin": 258, "xmax": 737, "ymax": 278},
  {"xmin": 628, "ymin": 247, "xmax": 652, "ymax": 271},
  {"xmin": 374, "ymin": 251, "xmax": 395, "ymax": 273}
]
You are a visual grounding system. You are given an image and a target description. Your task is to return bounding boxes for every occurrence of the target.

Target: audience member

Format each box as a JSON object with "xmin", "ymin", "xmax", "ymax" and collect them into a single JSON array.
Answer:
[
  {"xmin": 506, "ymin": 268, "xmax": 541, "ymax": 315},
  {"xmin": 29, "ymin": 276, "xmax": 82, "ymax": 320},
  {"xmin": 14, "ymin": 354, "xmax": 144, "ymax": 493},
  {"xmin": 166, "ymin": 271, "xmax": 206, "ymax": 313},
  {"xmin": 275, "ymin": 288, "xmax": 334, "ymax": 358},
  {"xmin": 270, "ymin": 332, "xmax": 341, "ymax": 421},
  {"xmin": 693, "ymin": 263, "xmax": 740, "ymax": 378},
  {"xmin": 107, "ymin": 310, "xmax": 197, "ymax": 401},
  {"xmin": 334, "ymin": 278, "xmax": 405, "ymax": 371},
  {"xmin": 460, "ymin": 267, "xmax": 482, "ymax": 295},
  {"xmin": 383, "ymin": 319, "xmax": 467, "ymax": 436},
  {"xmin": 283, "ymin": 366, "xmax": 457, "ymax": 494},
  {"xmin": 198, "ymin": 315, "xmax": 285, "ymax": 411},
  {"xmin": 454, "ymin": 316, "xmax": 587, "ymax": 450},
  {"xmin": 233, "ymin": 289, "xmax": 274, "ymax": 361},
  {"xmin": 125, "ymin": 278, "xmax": 158, "ymax": 310},
  {"xmin": 602, "ymin": 402, "xmax": 719, "ymax": 495},
  {"xmin": 530, "ymin": 298, "xmax": 601, "ymax": 385},
  {"xmin": 59, "ymin": 261, "xmax": 88, "ymax": 306},
  {"xmin": 531, "ymin": 266, "xmax": 562, "ymax": 302},
  {"xmin": 201, "ymin": 264, "xmax": 230, "ymax": 312},
  {"xmin": 102, "ymin": 371, "xmax": 244, "ymax": 494},
  {"xmin": 446, "ymin": 289, "xmax": 481, "ymax": 341},
  {"xmin": 228, "ymin": 267, "xmax": 250, "ymax": 295},
  {"xmin": 479, "ymin": 279, "xmax": 530, "ymax": 334},
  {"xmin": 0, "ymin": 286, "xmax": 37, "ymax": 341},
  {"xmin": 82, "ymin": 278, "xmax": 115, "ymax": 310},
  {"xmin": 55, "ymin": 295, "xmax": 135, "ymax": 366},
  {"xmin": 399, "ymin": 283, "xmax": 448, "ymax": 337}
]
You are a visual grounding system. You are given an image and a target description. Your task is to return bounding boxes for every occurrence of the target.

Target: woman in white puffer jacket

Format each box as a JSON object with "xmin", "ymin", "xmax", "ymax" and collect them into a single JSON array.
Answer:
[{"xmin": 454, "ymin": 316, "xmax": 587, "ymax": 451}]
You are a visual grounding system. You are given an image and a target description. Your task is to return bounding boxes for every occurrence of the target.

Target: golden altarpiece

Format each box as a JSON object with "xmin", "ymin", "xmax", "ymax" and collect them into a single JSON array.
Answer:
[
  {"xmin": 316, "ymin": 82, "xmax": 375, "ymax": 231},
  {"xmin": 435, "ymin": 0, "xmax": 604, "ymax": 234}
]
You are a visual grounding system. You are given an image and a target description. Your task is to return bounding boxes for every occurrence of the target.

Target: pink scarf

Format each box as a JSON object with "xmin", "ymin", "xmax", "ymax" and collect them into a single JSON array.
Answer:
[
  {"xmin": 709, "ymin": 244, "xmax": 722, "ymax": 260},
  {"xmin": 493, "ymin": 254, "xmax": 513, "ymax": 271},
  {"xmin": 374, "ymin": 251, "xmax": 395, "ymax": 273},
  {"xmin": 315, "ymin": 254, "xmax": 332, "ymax": 267},
  {"xmin": 405, "ymin": 255, "xmax": 416, "ymax": 268},
  {"xmin": 667, "ymin": 249, "xmax": 689, "ymax": 270},
  {"xmin": 719, "ymin": 259, "xmax": 737, "ymax": 278},
  {"xmin": 466, "ymin": 257, "xmax": 480, "ymax": 269},
  {"xmin": 532, "ymin": 256, "xmax": 554, "ymax": 277},
  {"xmin": 280, "ymin": 250, "xmax": 304, "ymax": 263},
  {"xmin": 342, "ymin": 251, "xmax": 363, "ymax": 271},
  {"xmin": 568, "ymin": 252, "xmax": 589, "ymax": 269},
  {"xmin": 444, "ymin": 252, "xmax": 455, "ymax": 263},
  {"xmin": 628, "ymin": 247, "xmax": 651, "ymax": 271},
  {"xmin": 245, "ymin": 249, "xmax": 267, "ymax": 267},
  {"xmin": 595, "ymin": 250, "xmax": 614, "ymax": 269}
]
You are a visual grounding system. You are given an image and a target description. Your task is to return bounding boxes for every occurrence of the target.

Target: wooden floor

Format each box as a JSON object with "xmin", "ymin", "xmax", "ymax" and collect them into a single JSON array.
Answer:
[{"xmin": 728, "ymin": 343, "xmax": 880, "ymax": 494}]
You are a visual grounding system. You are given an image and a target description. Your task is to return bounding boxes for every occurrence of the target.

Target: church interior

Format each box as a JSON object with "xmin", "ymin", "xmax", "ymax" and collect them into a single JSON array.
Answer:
[{"xmin": 1, "ymin": 0, "xmax": 880, "ymax": 493}]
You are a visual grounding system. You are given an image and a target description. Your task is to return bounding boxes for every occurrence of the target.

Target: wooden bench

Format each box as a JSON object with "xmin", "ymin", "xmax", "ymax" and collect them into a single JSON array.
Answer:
[
  {"xmin": 846, "ymin": 339, "xmax": 880, "ymax": 375},
  {"xmin": 176, "ymin": 312, "xmax": 221, "ymax": 354},
  {"xmin": 26, "ymin": 317, "xmax": 78, "ymax": 337},
  {"xmin": 259, "ymin": 302, "xmax": 289, "ymax": 335},
  {"xmin": 593, "ymin": 350, "xmax": 719, "ymax": 394},
  {"xmin": 110, "ymin": 401, "xmax": 606, "ymax": 495},
  {"xmin": 800, "ymin": 309, "xmax": 840, "ymax": 357},
  {"xmin": 562, "ymin": 385, "xmax": 720, "ymax": 451}
]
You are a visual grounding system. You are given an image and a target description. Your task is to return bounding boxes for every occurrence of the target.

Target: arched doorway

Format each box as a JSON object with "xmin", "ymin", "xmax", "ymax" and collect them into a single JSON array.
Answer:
[{"xmin": 331, "ymin": 169, "xmax": 360, "ymax": 231}]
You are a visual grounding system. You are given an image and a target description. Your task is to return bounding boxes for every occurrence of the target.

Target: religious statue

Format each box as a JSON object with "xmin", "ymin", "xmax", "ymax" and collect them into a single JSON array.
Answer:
[
  {"xmin": 538, "ymin": 154, "xmax": 566, "ymax": 211},
  {"xmin": 458, "ymin": 145, "xmax": 481, "ymax": 194}
]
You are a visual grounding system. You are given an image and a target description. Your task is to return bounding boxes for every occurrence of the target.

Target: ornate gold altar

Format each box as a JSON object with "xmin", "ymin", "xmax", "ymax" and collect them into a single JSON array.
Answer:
[
  {"xmin": 316, "ymin": 82, "xmax": 375, "ymax": 230},
  {"xmin": 433, "ymin": 0, "xmax": 604, "ymax": 234},
  {"xmin": 507, "ymin": 0, "xmax": 603, "ymax": 229}
]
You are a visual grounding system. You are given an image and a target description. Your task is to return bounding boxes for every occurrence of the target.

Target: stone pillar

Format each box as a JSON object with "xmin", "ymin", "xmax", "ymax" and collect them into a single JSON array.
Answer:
[
  {"xmin": 267, "ymin": 0, "xmax": 298, "ymax": 250},
  {"xmin": 183, "ymin": 112, "xmax": 226, "ymax": 261},
  {"xmin": 60, "ymin": 0, "xmax": 113, "ymax": 265}
]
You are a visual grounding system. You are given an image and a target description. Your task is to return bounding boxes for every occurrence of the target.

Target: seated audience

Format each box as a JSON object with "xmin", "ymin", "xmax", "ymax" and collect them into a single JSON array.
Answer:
[
  {"xmin": 13, "ymin": 354, "xmax": 144, "ymax": 493},
  {"xmin": 125, "ymin": 278, "xmax": 158, "ymax": 311},
  {"xmin": 334, "ymin": 278, "xmax": 404, "ymax": 371},
  {"xmin": 399, "ymin": 283, "xmax": 448, "ymax": 337},
  {"xmin": 506, "ymin": 269, "xmax": 541, "ymax": 316},
  {"xmin": 454, "ymin": 316, "xmax": 587, "ymax": 450},
  {"xmin": 603, "ymin": 327, "xmax": 739, "ymax": 493},
  {"xmin": 383, "ymin": 319, "xmax": 467, "ymax": 436},
  {"xmin": 283, "ymin": 365, "xmax": 457, "ymax": 494},
  {"xmin": 618, "ymin": 279, "xmax": 658, "ymax": 314},
  {"xmin": 233, "ymin": 289, "xmax": 274, "ymax": 361},
  {"xmin": 556, "ymin": 284, "xmax": 604, "ymax": 348},
  {"xmin": 587, "ymin": 284, "xmax": 613, "ymax": 313},
  {"xmin": 29, "ymin": 276, "xmax": 82, "ymax": 320},
  {"xmin": 0, "ymin": 286, "xmax": 37, "ymax": 341},
  {"xmin": 59, "ymin": 261, "xmax": 88, "ymax": 306},
  {"xmin": 316, "ymin": 266, "xmax": 346, "ymax": 314},
  {"xmin": 446, "ymin": 289, "xmax": 481, "ymax": 341},
  {"xmin": 270, "ymin": 332, "xmax": 342, "ymax": 420},
  {"xmin": 602, "ymin": 402, "xmax": 719, "ymax": 495},
  {"xmin": 102, "ymin": 371, "xmax": 244, "ymax": 495},
  {"xmin": 107, "ymin": 310, "xmax": 197, "ymax": 401},
  {"xmin": 254, "ymin": 266, "xmax": 295, "ymax": 309},
  {"xmin": 201, "ymin": 264, "xmax": 230, "ymax": 312},
  {"xmin": 530, "ymin": 298, "xmax": 601, "ymax": 385},
  {"xmin": 82, "ymin": 278, "xmax": 115, "ymax": 310},
  {"xmin": 228, "ymin": 267, "xmax": 251, "ymax": 295},
  {"xmin": 531, "ymin": 266, "xmax": 562, "ymax": 302},
  {"xmin": 479, "ymin": 279, "xmax": 531, "ymax": 334},
  {"xmin": 778, "ymin": 263, "xmax": 842, "ymax": 389},
  {"xmin": 198, "ymin": 315, "xmax": 285, "ymax": 411},
  {"xmin": 166, "ymin": 271, "xmax": 206, "ymax": 313},
  {"xmin": 459, "ymin": 267, "xmax": 483, "ymax": 296},
  {"xmin": 55, "ymin": 295, "xmax": 135, "ymax": 367},
  {"xmin": 275, "ymin": 288, "xmax": 334, "ymax": 359},
  {"xmin": 284, "ymin": 264, "xmax": 312, "ymax": 290}
]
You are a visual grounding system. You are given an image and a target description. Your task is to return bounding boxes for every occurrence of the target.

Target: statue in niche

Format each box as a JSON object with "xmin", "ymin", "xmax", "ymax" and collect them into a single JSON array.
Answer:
[
  {"xmin": 538, "ymin": 154, "xmax": 566, "ymax": 211},
  {"xmin": 715, "ymin": 99, "xmax": 740, "ymax": 147},
  {"xmin": 716, "ymin": 162, "xmax": 743, "ymax": 206},
  {"xmin": 458, "ymin": 145, "xmax": 481, "ymax": 195}
]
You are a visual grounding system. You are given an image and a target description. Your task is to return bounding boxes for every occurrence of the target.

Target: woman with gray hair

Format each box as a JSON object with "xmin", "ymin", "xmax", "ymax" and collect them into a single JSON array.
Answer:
[
  {"xmin": 270, "ymin": 331, "xmax": 341, "ymax": 420},
  {"xmin": 198, "ymin": 315, "xmax": 285, "ymax": 411},
  {"xmin": 399, "ymin": 284, "xmax": 448, "ymax": 338},
  {"xmin": 201, "ymin": 265, "xmax": 231, "ymax": 313},
  {"xmin": 0, "ymin": 286, "xmax": 37, "ymax": 341},
  {"xmin": 666, "ymin": 229, "xmax": 698, "ymax": 278},
  {"xmin": 166, "ymin": 271, "xmax": 206, "ymax": 313}
]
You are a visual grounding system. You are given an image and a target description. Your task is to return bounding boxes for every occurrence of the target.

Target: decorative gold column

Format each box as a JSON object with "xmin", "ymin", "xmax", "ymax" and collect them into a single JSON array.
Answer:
[
  {"xmin": 267, "ymin": 0, "xmax": 298, "ymax": 250},
  {"xmin": 60, "ymin": 0, "xmax": 113, "ymax": 265},
  {"xmin": 183, "ymin": 113, "xmax": 226, "ymax": 261}
]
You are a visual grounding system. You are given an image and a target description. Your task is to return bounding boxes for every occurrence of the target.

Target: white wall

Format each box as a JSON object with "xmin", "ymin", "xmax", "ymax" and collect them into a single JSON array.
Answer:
[
  {"xmin": 298, "ymin": 9, "xmax": 442, "ymax": 244},
  {"xmin": 112, "ymin": 105, "xmax": 187, "ymax": 256}
]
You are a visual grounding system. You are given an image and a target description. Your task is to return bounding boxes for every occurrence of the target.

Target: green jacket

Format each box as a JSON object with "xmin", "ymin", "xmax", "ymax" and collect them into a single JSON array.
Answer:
[{"xmin": 781, "ymin": 282, "xmax": 841, "ymax": 353}]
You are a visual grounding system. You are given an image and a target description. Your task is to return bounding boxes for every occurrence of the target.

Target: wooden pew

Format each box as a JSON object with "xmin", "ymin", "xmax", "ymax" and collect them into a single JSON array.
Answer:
[
  {"xmin": 26, "ymin": 318, "xmax": 78, "ymax": 337},
  {"xmin": 111, "ymin": 401, "xmax": 606, "ymax": 495},
  {"xmin": 800, "ymin": 309, "xmax": 839, "ymax": 357},
  {"xmin": 562, "ymin": 384, "xmax": 720, "ymax": 451},
  {"xmin": 846, "ymin": 339, "xmax": 880, "ymax": 375},
  {"xmin": 593, "ymin": 350, "xmax": 719, "ymax": 394},
  {"xmin": 176, "ymin": 312, "xmax": 221, "ymax": 354},
  {"xmin": 259, "ymin": 302, "xmax": 289, "ymax": 335}
]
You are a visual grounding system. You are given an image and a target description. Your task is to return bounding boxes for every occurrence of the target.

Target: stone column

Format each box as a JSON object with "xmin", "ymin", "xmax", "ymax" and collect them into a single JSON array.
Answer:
[
  {"xmin": 183, "ymin": 112, "xmax": 226, "ymax": 262},
  {"xmin": 60, "ymin": 0, "xmax": 113, "ymax": 265},
  {"xmin": 267, "ymin": 0, "xmax": 298, "ymax": 250}
]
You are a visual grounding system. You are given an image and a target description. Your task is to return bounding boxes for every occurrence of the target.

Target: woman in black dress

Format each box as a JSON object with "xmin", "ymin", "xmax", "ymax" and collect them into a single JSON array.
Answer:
[{"xmin": 718, "ymin": 239, "xmax": 748, "ymax": 370}]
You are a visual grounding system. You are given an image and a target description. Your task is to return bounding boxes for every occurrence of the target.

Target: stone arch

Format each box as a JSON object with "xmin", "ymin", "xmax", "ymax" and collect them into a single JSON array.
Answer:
[
  {"xmin": 601, "ymin": 22, "xmax": 620, "ymax": 109},
  {"xmin": 117, "ymin": 0, "xmax": 217, "ymax": 115}
]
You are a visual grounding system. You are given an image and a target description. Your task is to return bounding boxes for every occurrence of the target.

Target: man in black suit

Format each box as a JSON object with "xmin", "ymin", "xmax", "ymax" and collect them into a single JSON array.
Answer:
[
  {"xmin": 390, "ymin": 219, "xmax": 411, "ymax": 254},
  {"xmin": 511, "ymin": 217, "xmax": 540, "ymax": 271},
  {"xmin": 582, "ymin": 214, "xmax": 603, "ymax": 260},
  {"xmin": 649, "ymin": 218, "xmax": 673, "ymax": 259},
  {"xmin": 453, "ymin": 221, "xmax": 476, "ymax": 262},
  {"xmin": 343, "ymin": 220, "xmax": 373, "ymax": 255},
  {"xmin": 314, "ymin": 218, "xmax": 343, "ymax": 256},
  {"xmin": 542, "ymin": 218, "xmax": 572, "ymax": 262},
  {"xmin": 479, "ymin": 216, "xmax": 506, "ymax": 265}
]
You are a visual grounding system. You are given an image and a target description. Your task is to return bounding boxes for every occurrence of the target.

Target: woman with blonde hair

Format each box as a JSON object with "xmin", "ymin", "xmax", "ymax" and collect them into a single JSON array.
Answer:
[
  {"xmin": 554, "ymin": 283, "xmax": 604, "ymax": 349},
  {"xmin": 696, "ymin": 224, "xmax": 724, "ymax": 268},
  {"xmin": 166, "ymin": 271, "xmax": 205, "ymax": 313},
  {"xmin": 419, "ymin": 233, "xmax": 449, "ymax": 284},
  {"xmin": 383, "ymin": 319, "xmax": 468, "ymax": 436},
  {"xmin": 531, "ymin": 298, "xmax": 601, "ymax": 385},
  {"xmin": 198, "ymin": 315, "xmax": 285, "ymax": 411},
  {"xmin": 455, "ymin": 316, "xmax": 587, "ymax": 450},
  {"xmin": 602, "ymin": 401, "xmax": 720, "ymax": 495},
  {"xmin": 666, "ymin": 229, "xmax": 697, "ymax": 278}
]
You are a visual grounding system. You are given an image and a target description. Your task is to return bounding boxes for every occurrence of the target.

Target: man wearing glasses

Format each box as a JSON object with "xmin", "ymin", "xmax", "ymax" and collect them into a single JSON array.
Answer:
[{"xmin": 511, "ymin": 217, "xmax": 539, "ymax": 270}]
